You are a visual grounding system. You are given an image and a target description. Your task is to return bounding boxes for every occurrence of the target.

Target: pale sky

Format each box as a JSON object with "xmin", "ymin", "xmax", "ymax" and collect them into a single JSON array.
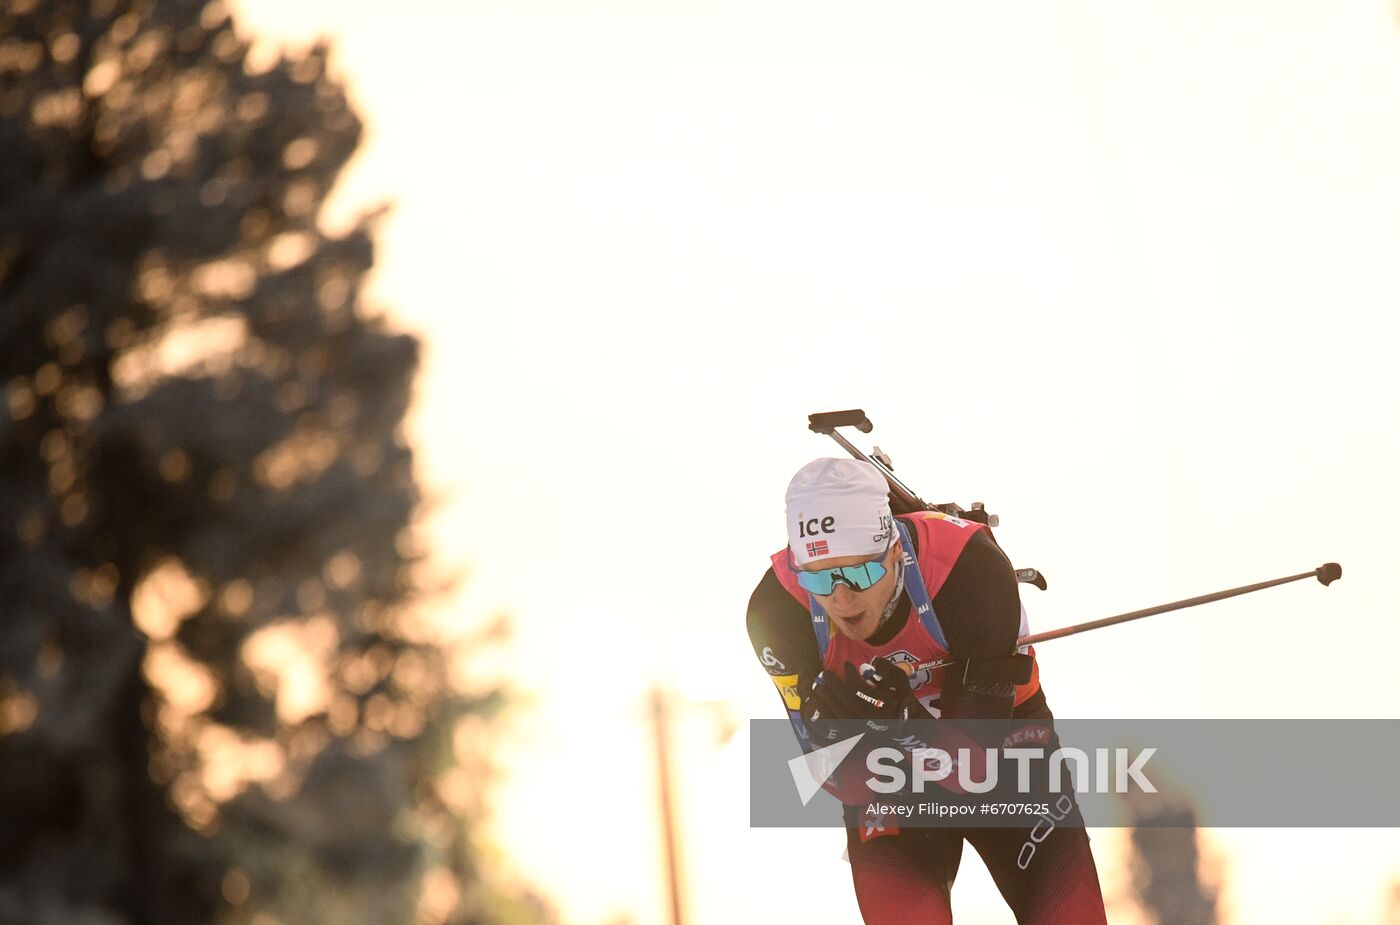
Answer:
[{"xmin": 231, "ymin": 2, "xmax": 1400, "ymax": 922}]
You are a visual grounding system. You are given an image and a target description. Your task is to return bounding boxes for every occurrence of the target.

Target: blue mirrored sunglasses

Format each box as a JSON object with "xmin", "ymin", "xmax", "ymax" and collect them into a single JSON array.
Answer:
[{"xmin": 795, "ymin": 550, "xmax": 890, "ymax": 595}]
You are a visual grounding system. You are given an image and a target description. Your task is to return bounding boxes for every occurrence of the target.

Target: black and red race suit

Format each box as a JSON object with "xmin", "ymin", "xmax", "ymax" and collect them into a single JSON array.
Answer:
[{"xmin": 748, "ymin": 511, "xmax": 1107, "ymax": 924}]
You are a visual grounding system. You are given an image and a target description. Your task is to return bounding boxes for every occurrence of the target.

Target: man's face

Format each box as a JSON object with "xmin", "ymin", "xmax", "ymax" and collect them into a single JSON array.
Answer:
[{"xmin": 798, "ymin": 540, "xmax": 902, "ymax": 642}]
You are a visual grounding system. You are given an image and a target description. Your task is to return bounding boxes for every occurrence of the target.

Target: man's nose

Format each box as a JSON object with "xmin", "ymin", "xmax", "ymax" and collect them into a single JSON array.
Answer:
[{"xmin": 828, "ymin": 582, "xmax": 856, "ymax": 606}]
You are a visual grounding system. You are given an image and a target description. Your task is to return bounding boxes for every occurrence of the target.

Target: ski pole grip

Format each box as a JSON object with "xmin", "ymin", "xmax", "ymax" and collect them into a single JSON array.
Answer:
[
  {"xmin": 808, "ymin": 409, "xmax": 873, "ymax": 434},
  {"xmin": 1316, "ymin": 562, "xmax": 1342, "ymax": 586}
]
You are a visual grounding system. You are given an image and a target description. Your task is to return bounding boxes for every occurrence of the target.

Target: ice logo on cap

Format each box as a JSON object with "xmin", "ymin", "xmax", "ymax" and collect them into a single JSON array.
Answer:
[
  {"xmin": 872, "ymin": 514, "xmax": 893, "ymax": 544},
  {"xmin": 796, "ymin": 513, "xmax": 837, "ymax": 538}
]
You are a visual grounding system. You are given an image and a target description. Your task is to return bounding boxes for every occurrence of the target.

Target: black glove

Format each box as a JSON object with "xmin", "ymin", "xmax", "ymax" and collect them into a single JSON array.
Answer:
[{"xmin": 801, "ymin": 657, "xmax": 929, "ymax": 741}]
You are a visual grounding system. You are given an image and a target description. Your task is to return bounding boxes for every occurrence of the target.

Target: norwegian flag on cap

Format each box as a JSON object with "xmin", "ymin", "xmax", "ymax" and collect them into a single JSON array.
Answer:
[{"xmin": 805, "ymin": 540, "xmax": 829, "ymax": 557}]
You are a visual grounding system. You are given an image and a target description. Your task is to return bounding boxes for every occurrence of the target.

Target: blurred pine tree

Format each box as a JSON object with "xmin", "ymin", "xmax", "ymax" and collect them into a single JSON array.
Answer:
[{"xmin": 0, "ymin": 2, "xmax": 548, "ymax": 923}]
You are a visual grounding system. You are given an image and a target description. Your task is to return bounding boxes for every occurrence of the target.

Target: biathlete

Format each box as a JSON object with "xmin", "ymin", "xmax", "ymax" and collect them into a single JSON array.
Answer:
[{"xmin": 747, "ymin": 457, "xmax": 1107, "ymax": 923}]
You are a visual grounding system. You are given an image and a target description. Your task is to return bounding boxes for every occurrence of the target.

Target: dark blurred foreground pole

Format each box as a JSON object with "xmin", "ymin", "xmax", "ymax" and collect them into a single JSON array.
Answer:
[{"xmin": 649, "ymin": 687, "xmax": 686, "ymax": 925}]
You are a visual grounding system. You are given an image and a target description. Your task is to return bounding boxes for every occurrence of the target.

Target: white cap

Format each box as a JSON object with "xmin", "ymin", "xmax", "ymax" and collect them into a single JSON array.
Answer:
[{"xmin": 785, "ymin": 458, "xmax": 894, "ymax": 566}]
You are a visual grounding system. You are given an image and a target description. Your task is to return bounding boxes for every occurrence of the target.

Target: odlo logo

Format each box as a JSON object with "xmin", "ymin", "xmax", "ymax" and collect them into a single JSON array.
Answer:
[{"xmin": 797, "ymin": 514, "xmax": 836, "ymax": 538}]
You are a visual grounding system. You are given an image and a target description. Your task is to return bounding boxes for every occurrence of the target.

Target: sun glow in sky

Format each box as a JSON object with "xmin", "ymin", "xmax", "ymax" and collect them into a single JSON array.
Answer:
[{"xmin": 231, "ymin": 1, "xmax": 1400, "ymax": 922}]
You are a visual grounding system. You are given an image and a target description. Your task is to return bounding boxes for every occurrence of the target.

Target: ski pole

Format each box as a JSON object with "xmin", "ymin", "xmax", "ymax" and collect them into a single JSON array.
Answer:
[{"xmin": 906, "ymin": 562, "xmax": 1343, "ymax": 675}]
